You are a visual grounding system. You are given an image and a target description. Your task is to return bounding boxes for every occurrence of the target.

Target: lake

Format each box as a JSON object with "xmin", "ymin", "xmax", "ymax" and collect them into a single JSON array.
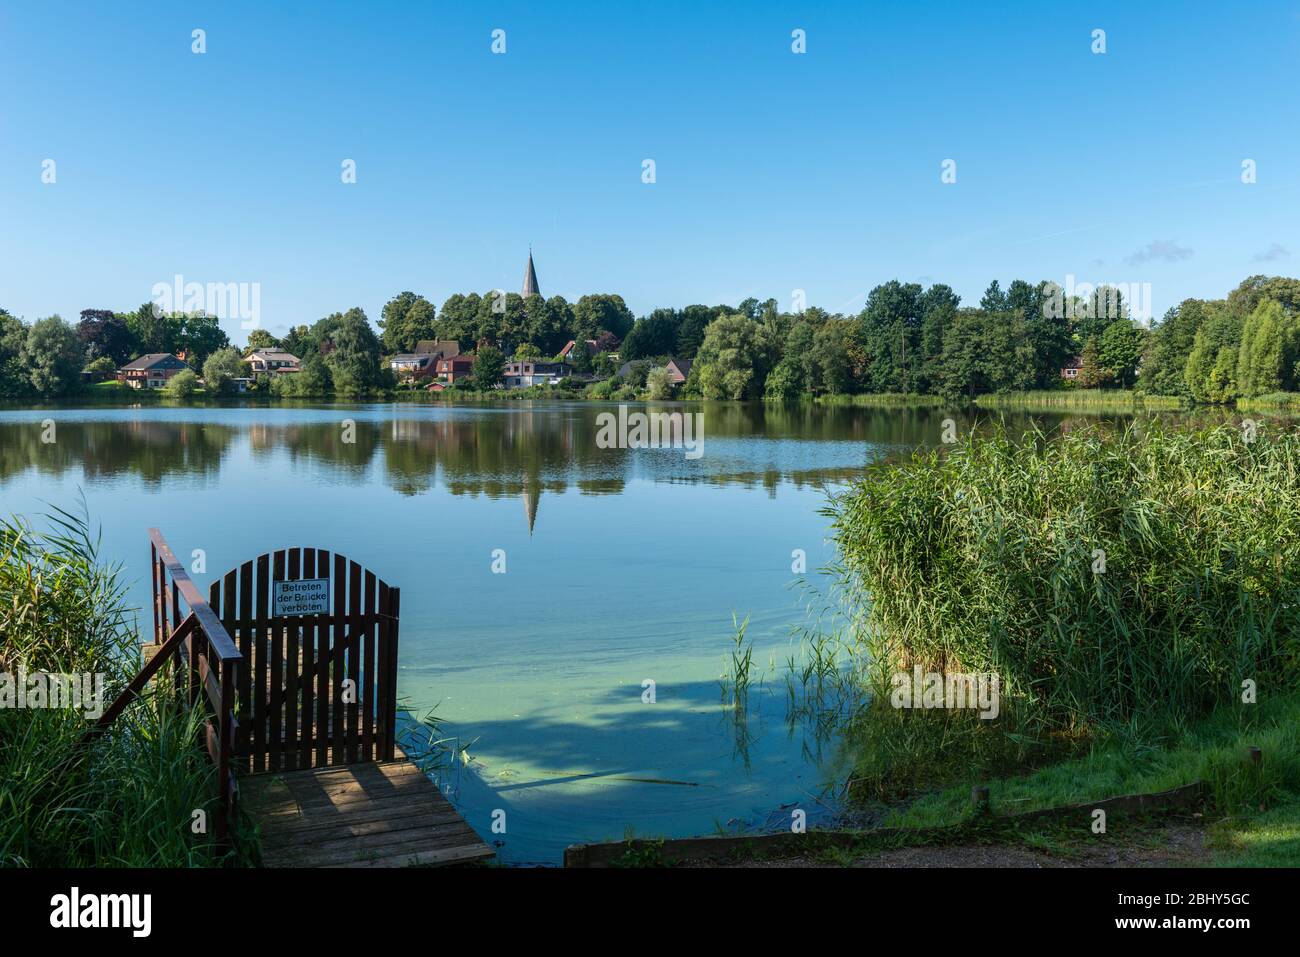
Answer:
[{"xmin": 0, "ymin": 399, "xmax": 1106, "ymax": 863}]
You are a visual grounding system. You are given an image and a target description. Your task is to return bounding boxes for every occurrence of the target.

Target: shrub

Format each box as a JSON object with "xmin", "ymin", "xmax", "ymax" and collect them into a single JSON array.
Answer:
[
  {"xmin": 163, "ymin": 368, "xmax": 199, "ymax": 397},
  {"xmin": 828, "ymin": 421, "xmax": 1300, "ymax": 741},
  {"xmin": 0, "ymin": 506, "xmax": 241, "ymax": 865}
]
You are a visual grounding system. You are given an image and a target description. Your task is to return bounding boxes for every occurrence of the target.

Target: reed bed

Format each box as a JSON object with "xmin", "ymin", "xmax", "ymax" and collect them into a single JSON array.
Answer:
[
  {"xmin": 0, "ymin": 505, "xmax": 247, "ymax": 866},
  {"xmin": 975, "ymin": 389, "xmax": 1185, "ymax": 411},
  {"xmin": 1237, "ymin": 392, "xmax": 1300, "ymax": 414},
  {"xmin": 825, "ymin": 420, "xmax": 1300, "ymax": 795},
  {"xmin": 813, "ymin": 393, "xmax": 948, "ymax": 407}
]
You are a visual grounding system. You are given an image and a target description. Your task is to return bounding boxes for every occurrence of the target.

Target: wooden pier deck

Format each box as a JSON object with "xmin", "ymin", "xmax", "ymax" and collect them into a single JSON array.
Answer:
[{"xmin": 242, "ymin": 746, "xmax": 495, "ymax": 867}]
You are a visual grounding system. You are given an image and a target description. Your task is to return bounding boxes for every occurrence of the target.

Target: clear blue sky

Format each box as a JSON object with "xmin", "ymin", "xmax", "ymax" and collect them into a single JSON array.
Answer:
[{"xmin": 2, "ymin": 0, "xmax": 1297, "ymax": 342}]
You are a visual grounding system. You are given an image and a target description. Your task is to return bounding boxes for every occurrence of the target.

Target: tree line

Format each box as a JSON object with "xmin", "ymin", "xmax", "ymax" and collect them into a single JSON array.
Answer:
[{"xmin": 2, "ymin": 274, "xmax": 1296, "ymax": 402}]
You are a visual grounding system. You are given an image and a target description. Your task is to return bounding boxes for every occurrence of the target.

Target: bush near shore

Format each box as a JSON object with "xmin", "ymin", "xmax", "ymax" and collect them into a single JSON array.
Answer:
[
  {"xmin": 827, "ymin": 421, "xmax": 1300, "ymax": 795},
  {"xmin": 0, "ymin": 507, "xmax": 249, "ymax": 866}
]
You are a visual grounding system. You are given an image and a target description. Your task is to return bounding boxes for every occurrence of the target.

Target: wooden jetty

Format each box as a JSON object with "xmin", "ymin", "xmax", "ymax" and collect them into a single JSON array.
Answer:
[
  {"xmin": 242, "ymin": 749, "xmax": 495, "ymax": 867},
  {"xmin": 91, "ymin": 531, "xmax": 493, "ymax": 867}
]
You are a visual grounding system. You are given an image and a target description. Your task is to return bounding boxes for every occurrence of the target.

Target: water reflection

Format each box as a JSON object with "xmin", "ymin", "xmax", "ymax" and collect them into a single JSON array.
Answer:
[{"xmin": 0, "ymin": 402, "xmax": 994, "ymax": 525}]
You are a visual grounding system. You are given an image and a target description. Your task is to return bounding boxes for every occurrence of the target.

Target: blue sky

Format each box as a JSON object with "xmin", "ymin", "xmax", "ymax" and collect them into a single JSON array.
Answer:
[{"xmin": 2, "ymin": 0, "xmax": 1297, "ymax": 342}]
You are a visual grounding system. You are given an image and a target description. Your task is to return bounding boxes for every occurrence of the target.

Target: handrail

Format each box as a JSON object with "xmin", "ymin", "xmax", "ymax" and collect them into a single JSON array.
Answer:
[
  {"xmin": 148, "ymin": 528, "xmax": 241, "ymax": 664},
  {"xmin": 143, "ymin": 529, "xmax": 242, "ymax": 842}
]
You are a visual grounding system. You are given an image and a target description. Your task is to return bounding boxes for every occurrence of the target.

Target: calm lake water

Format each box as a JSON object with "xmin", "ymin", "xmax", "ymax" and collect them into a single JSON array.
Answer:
[{"xmin": 0, "ymin": 399, "xmax": 1115, "ymax": 863}]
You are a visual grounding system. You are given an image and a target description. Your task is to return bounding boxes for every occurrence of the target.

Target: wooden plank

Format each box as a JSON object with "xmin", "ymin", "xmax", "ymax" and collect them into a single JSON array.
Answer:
[
  {"xmin": 218, "ymin": 656, "xmax": 236, "ymax": 842},
  {"xmin": 324, "ymin": 844, "xmax": 495, "ymax": 869},
  {"xmin": 259, "ymin": 553, "xmax": 279, "ymax": 772},
  {"xmin": 241, "ymin": 560, "xmax": 259, "ymax": 773},
  {"xmin": 240, "ymin": 751, "xmax": 493, "ymax": 868},
  {"xmin": 148, "ymin": 529, "xmax": 240, "ymax": 663},
  {"xmin": 277, "ymin": 550, "xmax": 296, "ymax": 771},
  {"xmin": 150, "ymin": 541, "xmax": 160, "ymax": 644},
  {"xmin": 377, "ymin": 583, "xmax": 390, "ymax": 759},
  {"xmin": 258, "ymin": 802, "xmax": 466, "ymax": 838},
  {"xmin": 332, "ymin": 553, "xmax": 346, "ymax": 766},
  {"xmin": 347, "ymin": 560, "xmax": 362, "ymax": 763},
  {"xmin": 223, "ymin": 568, "xmax": 244, "ymax": 769},
  {"xmin": 297, "ymin": 553, "xmax": 314, "ymax": 769},
  {"xmin": 385, "ymin": 587, "xmax": 401, "ymax": 760},
  {"xmin": 315, "ymin": 551, "xmax": 331, "ymax": 768},
  {"xmin": 362, "ymin": 570, "xmax": 376, "ymax": 762}
]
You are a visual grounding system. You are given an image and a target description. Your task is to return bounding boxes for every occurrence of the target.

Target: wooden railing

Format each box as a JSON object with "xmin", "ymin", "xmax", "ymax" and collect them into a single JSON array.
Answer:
[{"xmin": 84, "ymin": 529, "xmax": 243, "ymax": 841}]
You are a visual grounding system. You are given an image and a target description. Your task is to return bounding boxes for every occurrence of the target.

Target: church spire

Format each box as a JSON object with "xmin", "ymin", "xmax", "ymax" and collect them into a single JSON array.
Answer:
[{"xmin": 522, "ymin": 247, "xmax": 540, "ymax": 298}]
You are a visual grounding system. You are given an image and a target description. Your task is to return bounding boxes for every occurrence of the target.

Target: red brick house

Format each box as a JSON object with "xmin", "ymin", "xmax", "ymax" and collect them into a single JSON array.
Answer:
[
  {"xmin": 431, "ymin": 354, "xmax": 476, "ymax": 385},
  {"xmin": 116, "ymin": 354, "xmax": 189, "ymax": 389}
]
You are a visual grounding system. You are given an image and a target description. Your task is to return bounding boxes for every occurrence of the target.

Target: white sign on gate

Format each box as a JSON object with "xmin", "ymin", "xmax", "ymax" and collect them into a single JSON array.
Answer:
[{"xmin": 274, "ymin": 578, "xmax": 330, "ymax": 616}]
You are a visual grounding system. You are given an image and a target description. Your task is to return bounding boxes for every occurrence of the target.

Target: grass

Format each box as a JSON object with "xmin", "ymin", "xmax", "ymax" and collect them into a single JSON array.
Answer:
[
  {"xmin": 822, "ymin": 419, "xmax": 1300, "ymax": 808},
  {"xmin": 813, "ymin": 392, "xmax": 948, "ymax": 407},
  {"xmin": 884, "ymin": 692, "xmax": 1299, "ymax": 828},
  {"xmin": 1237, "ymin": 391, "xmax": 1300, "ymax": 414},
  {"xmin": 0, "ymin": 502, "xmax": 253, "ymax": 866},
  {"xmin": 974, "ymin": 389, "xmax": 1185, "ymax": 411}
]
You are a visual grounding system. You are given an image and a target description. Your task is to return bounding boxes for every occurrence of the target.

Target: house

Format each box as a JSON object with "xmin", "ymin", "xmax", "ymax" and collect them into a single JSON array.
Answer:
[
  {"xmin": 389, "ymin": 340, "xmax": 461, "ymax": 379},
  {"xmin": 244, "ymin": 348, "xmax": 301, "ymax": 375},
  {"xmin": 389, "ymin": 353, "xmax": 438, "ymax": 377},
  {"xmin": 116, "ymin": 354, "xmax": 189, "ymax": 389},
  {"xmin": 664, "ymin": 357, "xmax": 693, "ymax": 384},
  {"xmin": 415, "ymin": 340, "xmax": 461, "ymax": 359},
  {"xmin": 433, "ymin": 354, "xmax": 476, "ymax": 384},
  {"xmin": 559, "ymin": 339, "xmax": 600, "ymax": 360},
  {"xmin": 1061, "ymin": 356, "xmax": 1083, "ymax": 380},
  {"xmin": 504, "ymin": 360, "xmax": 570, "ymax": 388}
]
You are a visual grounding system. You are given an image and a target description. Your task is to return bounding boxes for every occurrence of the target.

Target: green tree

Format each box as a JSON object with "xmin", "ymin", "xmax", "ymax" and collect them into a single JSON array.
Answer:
[
  {"xmin": 379, "ymin": 291, "xmax": 437, "ymax": 353},
  {"xmin": 272, "ymin": 355, "xmax": 332, "ymax": 396},
  {"xmin": 675, "ymin": 305, "xmax": 716, "ymax": 359},
  {"xmin": 1184, "ymin": 308, "xmax": 1242, "ymax": 402},
  {"xmin": 572, "ymin": 294, "xmax": 635, "ymax": 341},
  {"xmin": 645, "ymin": 365, "xmax": 675, "ymax": 399},
  {"xmin": 810, "ymin": 320, "xmax": 856, "ymax": 395},
  {"xmin": 1236, "ymin": 299, "xmax": 1297, "ymax": 397},
  {"xmin": 0, "ymin": 310, "xmax": 31, "ymax": 398},
  {"xmin": 937, "ymin": 310, "xmax": 1035, "ymax": 400},
  {"xmin": 472, "ymin": 344, "xmax": 505, "ymax": 390},
  {"xmin": 202, "ymin": 346, "xmax": 246, "ymax": 394},
  {"xmin": 1011, "ymin": 280, "xmax": 1073, "ymax": 388},
  {"xmin": 1076, "ymin": 337, "xmax": 1104, "ymax": 388},
  {"xmin": 124, "ymin": 303, "xmax": 181, "ymax": 356},
  {"xmin": 23, "ymin": 315, "xmax": 83, "ymax": 397},
  {"xmin": 321, "ymin": 308, "xmax": 384, "ymax": 395},
  {"xmin": 520, "ymin": 295, "xmax": 573, "ymax": 355},
  {"xmin": 177, "ymin": 313, "xmax": 230, "ymax": 368},
  {"xmin": 436, "ymin": 293, "xmax": 482, "ymax": 348},
  {"xmin": 76, "ymin": 309, "xmax": 136, "ymax": 365},
  {"xmin": 1137, "ymin": 299, "xmax": 1212, "ymax": 397},
  {"xmin": 1226, "ymin": 275, "xmax": 1300, "ymax": 317},
  {"xmin": 163, "ymin": 368, "xmax": 199, "ymax": 398},
  {"xmin": 1097, "ymin": 319, "xmax": 1147, "ymax": 388},
  {"xmin": 244, "ymin": 328, "xmax": 280, "ymax": 353},
  {"xmin": 690, "ymin": 313, "xmax": 778, "ymax": 399},
  {"xmin": 858, "ymin": 281, "xmax": 923, "ymax": 393},
  {"xmin": 621, "ymin": 310, "xmax": 681, "ymax": 360},
  {"xmin": 918, "ymin": 284, "xmax": 961, "ymax": 392},
  {"xmin": 763, "ymin": 357, "xmax": 804, "ymax": 399}
]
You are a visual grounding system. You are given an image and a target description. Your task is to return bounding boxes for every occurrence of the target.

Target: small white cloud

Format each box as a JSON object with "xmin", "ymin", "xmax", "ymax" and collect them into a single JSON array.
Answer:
[
  {"xmin": 1124, "ymin": 240, "xmax": 1194, "ymax": 266},
  {"xmin": 1253, "ymin": 242, "xmax": 1290, "ymax": 263}
]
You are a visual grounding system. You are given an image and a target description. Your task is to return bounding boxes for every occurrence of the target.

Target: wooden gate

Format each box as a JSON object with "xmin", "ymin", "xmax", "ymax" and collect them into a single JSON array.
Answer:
[{"xmin": 209, "ymin": 548, "xmax": 401, "ymax": 775}]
